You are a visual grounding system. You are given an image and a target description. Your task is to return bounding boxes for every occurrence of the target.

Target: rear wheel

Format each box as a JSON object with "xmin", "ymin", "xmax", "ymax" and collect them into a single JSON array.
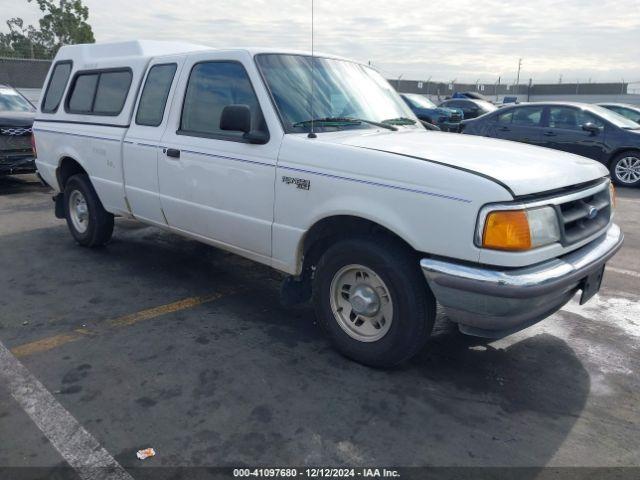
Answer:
[
  {"xmin": 64, "ymin": 174, "xmax": 114, "ymax": 246},
  {"xmin": 610, "ymin": 151, "xmax": 640, "ymax": 187},
  {"xmin": 312, "ymin": 236, "xmax": 435, "ymax": 368}
]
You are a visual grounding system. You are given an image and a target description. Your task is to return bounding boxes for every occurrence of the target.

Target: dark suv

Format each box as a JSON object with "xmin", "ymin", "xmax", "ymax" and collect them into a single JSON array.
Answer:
[
  {"xmin": 0, "ymin": 84, "xmax": 36, "ymax": 176},
  {"xmin": 461, "ymin": 102, "xmax": 640, "ymax": 187}
]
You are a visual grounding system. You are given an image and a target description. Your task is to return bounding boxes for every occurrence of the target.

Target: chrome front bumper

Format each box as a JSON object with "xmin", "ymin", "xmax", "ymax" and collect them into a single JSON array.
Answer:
[{"xmin": 421, "ymin": 223, "xmax": 624, "ymax": 338}]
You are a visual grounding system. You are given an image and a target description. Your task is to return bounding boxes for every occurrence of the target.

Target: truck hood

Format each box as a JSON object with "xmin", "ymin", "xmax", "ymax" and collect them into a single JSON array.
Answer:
[{"xmin": 324, "ymin": 129, "xmax": 608, "ymax": 196}]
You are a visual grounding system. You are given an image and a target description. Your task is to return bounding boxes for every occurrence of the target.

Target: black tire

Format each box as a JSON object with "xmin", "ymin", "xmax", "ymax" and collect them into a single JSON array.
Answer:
[
  {"xmin": 610, "ymin": 150, "xmax": 640, "ymax": 187},
  {"xmin": 312, "ymin": 236, "xmax": 435, "ymax": 368},
  {"xmin": 63, "ymin": 174, "xmax": 114, "ymax": 247}
]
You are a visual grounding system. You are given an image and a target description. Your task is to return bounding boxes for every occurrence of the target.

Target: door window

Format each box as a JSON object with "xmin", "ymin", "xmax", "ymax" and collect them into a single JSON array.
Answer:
[
  {"xmin": 179, "ymin": 61, "xmax": 266, "ymax": 141},
  {"xmin": 136, "ymin": 64, "xmax": 178, "ymax": 126},
  {"xmin": 497, "ymin": 110, "xmax": 514, "ymax": 123},
  {"xmin": 549, "ymin": 107, "xmax": 603, "ymax": 130},
  {"xmin": 511, "ymin": 106, "xmax": 543, "ymax": 126}
]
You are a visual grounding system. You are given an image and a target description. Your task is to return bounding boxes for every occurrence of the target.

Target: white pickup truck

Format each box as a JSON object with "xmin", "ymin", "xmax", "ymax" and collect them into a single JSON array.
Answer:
[{"xmin": 34, "ymin": 41, "xmax": 623, "ymax": 367}]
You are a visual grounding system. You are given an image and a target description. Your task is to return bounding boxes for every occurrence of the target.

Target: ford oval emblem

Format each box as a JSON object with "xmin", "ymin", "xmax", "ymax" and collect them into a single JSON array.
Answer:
[{"xmin": 587, "ymin": 205, "xmax": 598, "ymax": 220}]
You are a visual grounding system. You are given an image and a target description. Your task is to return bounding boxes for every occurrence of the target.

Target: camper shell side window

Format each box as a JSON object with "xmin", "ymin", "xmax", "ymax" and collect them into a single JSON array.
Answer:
[
  {"xmin": 41, "ymin": 60, "xmax": 73, "ymax": 113},
  {"xmin": 64, "ymin": 68, "xmax": 133, "ymax": 116}
]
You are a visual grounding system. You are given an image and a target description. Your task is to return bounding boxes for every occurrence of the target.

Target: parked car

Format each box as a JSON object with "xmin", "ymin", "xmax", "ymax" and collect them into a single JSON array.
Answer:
[
  {"xmin": 598, "ymin": 103, "xmax": 640, "ymax": 125},
  {"xmin": 400, "ymin": 93, "xmax": 463, "ymax": 131},
  {"xmin": 439, "ymin": 98, "xmax": 497, "ymax": 120},
  {"xmin": 452, "ymin": 91, "xmax": 492, "ymax": 102},
  {"xmin": 461, "ymin": 102, "xmax": 640, "ymax": 187},
  {"xmin": 501, "ymin": 96, "xmax": 519, "ymax": 105},
  {"xmin": 0, "ymin": 84, "xmax": 36, "ymax": 176},
  {"xmin": 34, "ymin": 41, "xmax": 622, "ymax": 367}
]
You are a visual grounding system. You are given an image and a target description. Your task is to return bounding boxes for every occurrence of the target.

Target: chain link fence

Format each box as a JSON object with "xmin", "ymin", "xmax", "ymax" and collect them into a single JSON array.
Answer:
[
  {"xmin": 0, "ymin": 57, "xmax": 52, "ymax": 88},
  {"xmin": 392, "ymin": 79, "xmax": 629, "ymax": 102}
]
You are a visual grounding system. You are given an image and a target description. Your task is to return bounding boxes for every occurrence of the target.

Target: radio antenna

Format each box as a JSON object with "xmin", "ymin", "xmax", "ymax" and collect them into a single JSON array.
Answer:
[{"xmin": 308, "ymin": 0, "xmax": 317, "ymax": 138}]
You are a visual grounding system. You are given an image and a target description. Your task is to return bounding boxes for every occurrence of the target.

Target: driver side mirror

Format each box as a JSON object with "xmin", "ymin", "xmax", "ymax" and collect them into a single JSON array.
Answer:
[
  {"xmin": 220, "ymin": 104, "xmax": 269, "ymax": 144},
  {"xmin": 582, "ymin": 122, "xmax": 601, "ymax": 135}
]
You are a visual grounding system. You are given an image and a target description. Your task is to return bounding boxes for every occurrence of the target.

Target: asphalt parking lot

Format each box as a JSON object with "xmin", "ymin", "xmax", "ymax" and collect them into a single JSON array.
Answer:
[{"xmin": 0, "ymin": 174, "xmax": 638, "ymax": 479}]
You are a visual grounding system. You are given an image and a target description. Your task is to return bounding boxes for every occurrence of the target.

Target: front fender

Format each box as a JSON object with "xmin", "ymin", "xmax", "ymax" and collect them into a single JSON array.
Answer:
[{"xmin": 272, "ymin": 135, "xmax": 513, "ymax": 275}]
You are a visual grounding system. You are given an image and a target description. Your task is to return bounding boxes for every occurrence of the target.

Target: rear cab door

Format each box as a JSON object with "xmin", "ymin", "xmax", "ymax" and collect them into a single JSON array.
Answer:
[
  {"xmin": 123, "ymin": 55, "xmax": 185, "ymax": 225},
  {"xmin": 492, "ymin": 105, "xmax": 545, "ymax": 147}
]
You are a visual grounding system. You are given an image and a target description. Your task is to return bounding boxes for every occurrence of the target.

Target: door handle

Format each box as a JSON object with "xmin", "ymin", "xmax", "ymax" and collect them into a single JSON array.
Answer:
[
  {"xmin": 543, "ymin": 131, "xmax": 557, "ymax": 137},
  {"xmin": 165, "ymin": 148, "xmax": 181, "ymax": 159},
  {"xmin": 498, "ymin": 126, "xmax": 510, "ymax": 132}
]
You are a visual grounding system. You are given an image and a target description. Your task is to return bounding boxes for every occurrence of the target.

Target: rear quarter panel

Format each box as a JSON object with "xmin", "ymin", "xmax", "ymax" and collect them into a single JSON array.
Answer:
[{"xmin": 34, "ymin": 125, "xmax": 128, "ymax": 214}]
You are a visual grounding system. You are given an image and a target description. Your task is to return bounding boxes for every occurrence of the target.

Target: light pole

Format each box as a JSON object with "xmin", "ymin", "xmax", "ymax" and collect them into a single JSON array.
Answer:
[{"xmin": 515, "ymin": 58, "xmax": 522, "ymax": 96}]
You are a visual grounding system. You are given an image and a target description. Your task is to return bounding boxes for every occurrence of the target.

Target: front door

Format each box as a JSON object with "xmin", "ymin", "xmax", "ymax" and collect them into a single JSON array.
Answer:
[
  {"xmin": 543, "ymin": 106, "xmax": 607, "ymax": 161},
  {"xmin": 158, "ymin": 51, "xmax": 279, "ymax": 261}
]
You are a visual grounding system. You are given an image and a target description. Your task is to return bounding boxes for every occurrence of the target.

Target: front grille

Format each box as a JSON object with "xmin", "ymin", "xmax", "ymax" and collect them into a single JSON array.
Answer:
[
  {"xmin": 0, "ymin": 126, "xmax": 32, "ymax": 136},
  {"xmin": 555, "ymin": 185, "xmax": 611, "ymax": 246},
  {"xmin": 0, "ymin": 126, "xmax": 32, "ymax": 153}
]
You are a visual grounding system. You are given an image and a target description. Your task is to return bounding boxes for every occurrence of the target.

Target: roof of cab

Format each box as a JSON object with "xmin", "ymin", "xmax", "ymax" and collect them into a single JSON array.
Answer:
[{"xmin": 54, "ymin": 40, "xmax": 357, "ymax": 64}]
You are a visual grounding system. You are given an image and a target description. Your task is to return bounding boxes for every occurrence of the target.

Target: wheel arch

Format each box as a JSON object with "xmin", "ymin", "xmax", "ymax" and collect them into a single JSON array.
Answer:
[
  {"xmin": 56, "ymin": 156, "xmax": 88, "ymax": 190},
  {"xmin": 299, "ymin": 214, "xmax": 419, "ymax": 276},
  {"xmin": 608, "ymin": 147, "xmax": 640, "ymax": 166}
]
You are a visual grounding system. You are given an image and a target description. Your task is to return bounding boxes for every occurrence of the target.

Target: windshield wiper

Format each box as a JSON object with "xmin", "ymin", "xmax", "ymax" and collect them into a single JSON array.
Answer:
[
  {"xmin": 293, "ymin": 117, "xmax": 397, "ymax": 131},
  {"xmin": 382, "ymin": 117, "xmax": 417, "ymax": 126}
]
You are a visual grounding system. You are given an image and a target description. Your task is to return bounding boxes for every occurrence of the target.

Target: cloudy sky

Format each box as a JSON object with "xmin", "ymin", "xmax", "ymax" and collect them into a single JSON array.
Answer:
[{"xmin": 2, "ymin": 0, "xmax": 640, "ymax": 84}]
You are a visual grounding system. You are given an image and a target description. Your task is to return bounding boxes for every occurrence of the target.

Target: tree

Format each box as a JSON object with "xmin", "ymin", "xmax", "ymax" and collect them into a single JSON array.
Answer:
[{"xmin": 0, "ymin": 0, "xmax": 94, "ymax": 59}]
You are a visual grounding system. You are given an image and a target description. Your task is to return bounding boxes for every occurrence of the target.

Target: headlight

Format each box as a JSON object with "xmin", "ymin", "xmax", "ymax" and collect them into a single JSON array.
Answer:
[{"xmin": 481, "ymin": 206, "xmax": 560, "ymax": 251}]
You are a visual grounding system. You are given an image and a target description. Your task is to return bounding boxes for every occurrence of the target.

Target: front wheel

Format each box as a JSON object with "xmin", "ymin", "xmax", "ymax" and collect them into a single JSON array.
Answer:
[
  {"xmin": 610, "ymin": 151, "xmax": 640, "ymax": 187},
  {"xmin": 312, "ymin": 237, "xmax": 435, "ymax": 368},
  {"xmin": 63, "ymin": 174, "xmax": 114, "ymax": 247}
]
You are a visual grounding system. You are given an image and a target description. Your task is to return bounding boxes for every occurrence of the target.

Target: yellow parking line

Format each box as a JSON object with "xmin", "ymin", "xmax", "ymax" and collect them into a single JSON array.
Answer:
[
  {"xmin": 108, "ymin": 292, "xmax": 229, "ymax": 328},
  {"xmin": 12, "ymin": 328, "xmax": 91, "ymax": 358},
  {"xmin": 11, "ymin": 290, "xmax": 235, "ymax": 358}
]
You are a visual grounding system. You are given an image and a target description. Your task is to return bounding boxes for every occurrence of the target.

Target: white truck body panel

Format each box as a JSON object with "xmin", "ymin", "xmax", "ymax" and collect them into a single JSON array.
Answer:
[{"xmin": 34, "ymin": 41, "xmax": 613, "ymax": 276}]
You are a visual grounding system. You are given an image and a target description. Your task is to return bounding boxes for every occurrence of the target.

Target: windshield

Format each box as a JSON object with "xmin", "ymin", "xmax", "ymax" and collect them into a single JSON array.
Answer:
[
  {"xmin": 404, "ymin": 94, "xmax": 436, "ymax": 109},
  {"xmin": 256, "ymin": 54, "xmax": 417, "ymax": 132},
  {"xmin": 0, "ymin": 87, "xmax": 34, "ymax": 112},
  {"xmin": 589, "ymin": 104, "xmax": 640, "ymax": 129}
]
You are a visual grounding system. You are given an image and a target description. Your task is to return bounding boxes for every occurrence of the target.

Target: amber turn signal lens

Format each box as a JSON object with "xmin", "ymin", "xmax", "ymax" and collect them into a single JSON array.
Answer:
[
  {"xmin": 483, "ymin": 210, "xmax": 532, "ymax": 251},
  {"xmin": 609, "ymin": 183, "xmax": 616, "ymax": 209}
]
